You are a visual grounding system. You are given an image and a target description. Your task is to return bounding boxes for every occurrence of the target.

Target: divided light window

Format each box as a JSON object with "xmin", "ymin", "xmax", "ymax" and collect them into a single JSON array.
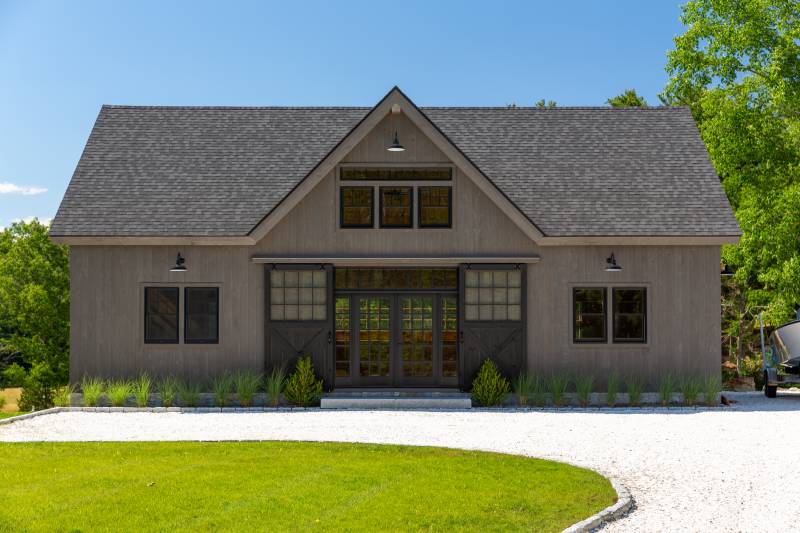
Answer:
[
  {"xmin": 612, "ymin": 288, "xmax": 646, "ymax": 343},
  {"xmin": 184, "ymin": 287, "xmax": 219, "ymax": 344},
  {"xmin": 418, "ymin": 186, "xmax": 452, "ymax": 228},
  {"xmin": 379, "ymin": 187, "xmax": 412, "ymax": 228},
  {"xmin": 464, "ymin": 270, "xmax": 522, "ymax": 321},
  {"xmin": 144, "ymin": 287, "xmax": 179, "ymax": 343},
  {"xmin": 340, "ymin": 187, "xmax": 373, "ymax": 228},
  {"xmin": 341, "ymin": 167, "xmax": 452, "ymax": 181},
  {"xmin": 573, "ymin": 288, "xmax": 607, "ymax": 343},
  {"xmin": 270, "ymin": 269, "xmax": 327, "ymax": 321}
]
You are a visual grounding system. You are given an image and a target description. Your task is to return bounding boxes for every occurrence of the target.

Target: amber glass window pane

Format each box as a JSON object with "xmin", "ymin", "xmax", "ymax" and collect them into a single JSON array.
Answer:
[
  {"xmin": 379, "ymin": 187, "xmax": 412, "ymax": 227},
  {"xmin": 441, "ymin": 296, "xmax": 458, "ymax": 378},
  {"xmin": 341, "ymin": 187, "xmax": 373, "ymax": 228},
  {"xmin": 145, "ymin": 287, "xmax": 179, "ymax": 343},
  {"xmin": 419, "ymin": 186, "xmax": 452, "ymax": 227},
  {"xmin": 335, "ymin": 297, "xmax": 351, "ymax": 377},
  {"xmin": 613, "ymin": 288, "xmax": 646, "ymax": 343},
  {"xmin": 334, "ymin": 269, "xmax": 457, "ymax": 290},
  {"xmin": 341, "ymin": 167, "xmax": 452, "ymax": 181},
  {"xmin": 573, "ymin": 288, "xmax": 607, "ymax": 342}
]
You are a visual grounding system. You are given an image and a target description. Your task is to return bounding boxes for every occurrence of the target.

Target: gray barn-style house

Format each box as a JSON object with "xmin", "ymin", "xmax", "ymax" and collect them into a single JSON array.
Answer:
[{"xmin": 51, "ymin": 87, "xmax": 740, "ymax": 390}]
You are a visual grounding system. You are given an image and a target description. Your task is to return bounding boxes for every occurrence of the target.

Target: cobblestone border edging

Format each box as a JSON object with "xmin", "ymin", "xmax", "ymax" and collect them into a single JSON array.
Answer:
[{"xmin": 563, "ymin": 478, "xmax": 634, "ymax": 532}]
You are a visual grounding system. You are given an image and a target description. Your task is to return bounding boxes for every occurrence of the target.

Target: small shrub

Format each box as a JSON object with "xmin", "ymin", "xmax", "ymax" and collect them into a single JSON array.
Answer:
[
  {"xmin": 658, "ymin": 373, "xmax": 675, "ymax": 406},
  {"xmin": 681, "ymin": 378, "xmax": 702, "ymax": 406},
  {"xmin": 284, "ymin": 357, "xmax": 324, "ymax": 407},
  {"xmin": 547, "ymin": 374, "xmax": 569, "ymax": 407},
  {"xmin": 626, "ymin": 377, "xmax": 643, "ymax": 407},
  {"xmin": 606, "ymin": 371, "xmax": 620, "ymax": 407},
  {"xmin": 513, "ymin": 372, "xmax": 535, "ymax": 407},
  {"xmin": 17, "ymin": 363, "xmax": 59, "ymax": 411},
  {"xmin": 106, "ymin": 380, "xmax": 132, "ymax": 407},
  {"xmin": 233, "ymin": 371, "xmax": 261, "ymax": 407},
  {"xmin": 704, "ymin": 375, "xmax": 722, "ymax": 406},
  {"xmin": 265, "ymin": 365, "xmax": 287, "ymax": 407},
  {"xmin": 575, "ymin": 375, "xmax": 594, "ymax": 407},
  {"xmin": 471, "ymin": 359, "xmax": 511, "ymax": 407},
  {"xmin": 157, "ymin": 376, "xmax": 179, "ymax": 408},
  {"xmin": 0, "ymin": 393, "xmax": 5, "ymax": 410},
  {"xmin": 177, "ymin": 381, "xmax": 201, "ymax": 407},
  {"xmin": 532, "ymin": 375, "xmax": 546, "ymax": 407},
  {"xmin": 212, "ymin": 373, "xmax": 234, "ymax": 407},
  {"xmin": 81, "ymin": 376, "xmax": 104, "ymax": 407},
  {"xmin": 53, "ymin": 384, "xmax": 77, "ymax": 407},
  {"xmin": 133, "ymin": 374, "xmax": 152, "ymax": 407}
]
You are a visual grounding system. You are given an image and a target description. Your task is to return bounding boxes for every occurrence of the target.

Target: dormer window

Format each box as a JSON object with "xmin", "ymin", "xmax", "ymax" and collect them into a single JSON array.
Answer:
[{"xmin": 338, "ymin": 167, "xmax": 452, "ymax": 229}]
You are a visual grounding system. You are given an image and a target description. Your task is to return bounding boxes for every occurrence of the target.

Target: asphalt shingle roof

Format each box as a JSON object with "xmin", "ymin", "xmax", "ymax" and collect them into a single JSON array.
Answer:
[{"xmin": 51, "ymin": 104, "xmax": 740, "ymax": 238}]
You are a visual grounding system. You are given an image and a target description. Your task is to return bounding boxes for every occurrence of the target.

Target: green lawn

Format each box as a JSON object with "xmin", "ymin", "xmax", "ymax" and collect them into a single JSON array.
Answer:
[
  {"xmin": 0, "ymin": 412, "xmax": 21, "ymax": 420},
  {"xmin": 0, "ymin": 441, "xmax": 614, "ymax": 532}
]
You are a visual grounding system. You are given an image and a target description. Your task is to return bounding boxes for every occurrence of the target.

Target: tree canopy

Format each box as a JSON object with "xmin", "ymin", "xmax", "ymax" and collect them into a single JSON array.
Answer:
[
  {"xmin": 606, "ymin": 89, "xmax": 648, "ymax": 107},
  {"xmin": 661, "ymin": 0, "xmax": 800, "ymax": 364},
  {"xmin": 0, "ymin": 219, "xmax": 70, "ymax": 383}
]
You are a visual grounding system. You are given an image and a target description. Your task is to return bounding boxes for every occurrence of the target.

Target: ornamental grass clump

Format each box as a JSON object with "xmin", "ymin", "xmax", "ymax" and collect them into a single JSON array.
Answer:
[
  {"xmin": 264, "ymin": 365, "xmax": 287, "ymax": 407},
  {"xmin": 106, "ymin": 380, "xmax": 132, "ymax": 407},
  {"xmin": 233, "ymin": 371, "xmax": 261, "ymax": 407},
  {"xmin": 81, "ymin": 376, "xmax": 104, "ymax": 407},
  {"xmin": 681, "ymin": 377, "xmax": 702, "ymax": 406},
  {"xmin": 532, "ymin": 375, "xmax": 546, "ymax": 407},
  {"xmin": 157, "ymin": 376, "xmax": 179, "ymax": 408},
  {"xmin": 133, "ymin": 374, "xmax": 152, "ymax": 407},
  {"xmin": 213, "ymin": 372, "xmax": 234, "ymax": 407},
  {"xmin": 513, "ymin": 371, "xmax": 535, "ymax": 407},
  {"xmin": 177, "ymin": 381, "xmax": 201, "ymax": 407},
  {"xmin": 547, "ymin": 374, "xmax": 569, "ymax": 407},
  {"xmin": 284, "ymin": 357, "xmax": 323, "ymax": 407},
  {"xmin": 53, "ymin": 384, "xmax": 77, "ymax": 407},
  {"xmin": 626, "ymin": 377, "xmax": 643, "ymax": 407},
  {"xmin": 704, "ymin": 375, "xmax": 722, "ymax": 406},
  {"xmin": 606, "ymin": 371, "xmax": 620, "ymax": 407},
  {"xmin": 471, "ymin": 359, "xmax": 510, "ymax": 407},
  {"xmin": 575, "ymin": 375, "xmax": 594, "ymax": 407},
  {"xmin": 658, "ymin": 373, "xmax": 675, "ymax": 406}
]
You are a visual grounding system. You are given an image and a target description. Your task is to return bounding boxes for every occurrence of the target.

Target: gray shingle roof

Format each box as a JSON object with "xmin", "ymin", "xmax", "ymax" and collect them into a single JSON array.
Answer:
[{"xmin": 51, "ymin": 104, "xmax": 740, "ymax": 238}]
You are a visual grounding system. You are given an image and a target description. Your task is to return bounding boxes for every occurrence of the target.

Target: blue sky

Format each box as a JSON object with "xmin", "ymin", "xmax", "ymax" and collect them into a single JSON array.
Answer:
[{"xmin": 0, "ymin": 1, "xmax": 686, "ymax": 228}]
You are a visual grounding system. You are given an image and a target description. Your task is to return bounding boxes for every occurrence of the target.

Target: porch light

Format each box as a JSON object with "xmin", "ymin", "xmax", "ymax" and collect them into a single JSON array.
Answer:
[
  {"xmin": 387, "ymin": 130, "xmax": 405, "ymax": 152},
  {"xmin": 721, "ymin": 264, "xmax": 734, "ymax": 277},
  {"xmin": 170, "ymin": 253, "xmax": 187, "ymax": 272},
  {"xmin": 605, "ymin": 253, "xmax": 622, "ymax": 272}
]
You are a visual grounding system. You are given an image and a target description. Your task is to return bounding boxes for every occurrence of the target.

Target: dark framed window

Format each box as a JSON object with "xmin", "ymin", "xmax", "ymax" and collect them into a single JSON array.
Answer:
[
  {"xmin": 464, "ymin": 269, "xmax": 522, "ymax": 321},
  {"xmin": 340, "ymin": 167, "xmax": 452, "ymax": 181},
  {"xmin": 379, "ymin": 186, "xmax": 412, "ymax": 228},
  {"xmin": 144, "ymin": 287, "xmax": 179, "ymax": 344},
  {"xmin": 573, "ymin": 288, "xmax": 607, "ymax": 343},
  {"xmin": 613, "ymin": 288, "xmax": 646, "ymax": 343},
  {"xmin": 418, "ymin": 186, "xmax": 452, "ymax": 228},
  {"xmin": 184, "ymin": 287, "xmax": 219, "ymax": 344},
  {"xmin": 340, "ymin": 186, "xmax": 373, "ymax": 228}
]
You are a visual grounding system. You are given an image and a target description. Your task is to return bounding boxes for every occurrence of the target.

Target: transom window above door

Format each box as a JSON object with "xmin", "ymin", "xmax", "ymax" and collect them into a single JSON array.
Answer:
[{"xmin": 338, "ymin": 167, "xmax": 453, "ymax": 229}]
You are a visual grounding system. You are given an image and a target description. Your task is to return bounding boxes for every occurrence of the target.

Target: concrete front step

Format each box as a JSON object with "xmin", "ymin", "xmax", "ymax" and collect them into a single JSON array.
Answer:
[{"xmin": 321, "ymin": 390, "xmax": 472, "ymax": 409}]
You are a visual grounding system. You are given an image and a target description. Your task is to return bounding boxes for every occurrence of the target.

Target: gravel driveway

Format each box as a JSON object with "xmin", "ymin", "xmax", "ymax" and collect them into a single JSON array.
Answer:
[{"xmin": 2, "ymin": 391, "xmax": 799, "ymax": 532}]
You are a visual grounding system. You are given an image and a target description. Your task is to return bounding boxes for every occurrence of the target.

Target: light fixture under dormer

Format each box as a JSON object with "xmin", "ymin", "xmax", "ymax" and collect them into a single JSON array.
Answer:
[
  {"xmin": 605, "ymin": 253, "xmax": 622, "ymax": 272},
  {"xmin": 170, "ymin": 253, "xmax": 187, "ymax": 272},
  {"xmin": 387, "ymin": 130, "xmax": 405, "ymax": 152}
]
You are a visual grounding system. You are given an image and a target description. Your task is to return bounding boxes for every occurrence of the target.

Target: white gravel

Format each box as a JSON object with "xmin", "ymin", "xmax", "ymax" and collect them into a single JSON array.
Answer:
[{"xmin": 2, "ymin": 391, "xmax": 800, "ymax": 532}]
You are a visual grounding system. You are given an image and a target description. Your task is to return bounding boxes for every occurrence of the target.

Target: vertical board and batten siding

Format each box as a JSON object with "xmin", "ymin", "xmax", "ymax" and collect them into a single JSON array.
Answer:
[{"xmin": 527, "ymin": 245, "xmax": 721, "ymax": 389}]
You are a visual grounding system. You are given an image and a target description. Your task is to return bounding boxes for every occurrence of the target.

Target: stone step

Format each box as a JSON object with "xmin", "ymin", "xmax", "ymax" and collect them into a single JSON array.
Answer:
[{"xmin": 320, "ymin": 391, "xmax": 472, "ymax": 409}]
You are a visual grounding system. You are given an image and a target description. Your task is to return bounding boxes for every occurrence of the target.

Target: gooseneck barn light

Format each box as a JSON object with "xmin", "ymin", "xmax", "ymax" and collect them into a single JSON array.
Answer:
[
  {"xmin": 170, "ymin": 253, "xmax": 187, "ymax": 272},
  {"xmin": 605, "ymin": 253, "xmax": 622, "ymax": 272}
]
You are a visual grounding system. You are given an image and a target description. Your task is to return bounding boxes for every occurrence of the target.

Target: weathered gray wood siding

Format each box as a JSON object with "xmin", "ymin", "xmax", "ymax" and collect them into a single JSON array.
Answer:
[{"xmin": 527, "ymin": 245, "xmax": 721, "ymax": 388}]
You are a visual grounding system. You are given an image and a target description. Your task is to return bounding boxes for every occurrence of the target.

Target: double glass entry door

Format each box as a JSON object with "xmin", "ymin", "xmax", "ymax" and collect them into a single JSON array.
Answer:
[{"xmin": 334, "ymin": 293, "xmax": 458, "ymax": 387}]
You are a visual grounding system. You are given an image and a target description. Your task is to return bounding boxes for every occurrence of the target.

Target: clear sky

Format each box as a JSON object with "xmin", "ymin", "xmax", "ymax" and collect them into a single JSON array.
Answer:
[{"xmin": 0, "ymin": 0, "xmax": 686, "ymax": 228}]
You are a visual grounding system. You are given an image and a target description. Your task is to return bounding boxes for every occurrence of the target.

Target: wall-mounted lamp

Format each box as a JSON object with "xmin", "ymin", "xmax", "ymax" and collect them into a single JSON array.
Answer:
[
  {"xmin": 720, "ymin": 264, "xmax": 734, "ymax": 277},
  {"xmin": 170, "ymin": 253, "xmax": 187, "ymax": 272},
  {"xmin": 605, "ymin": 253, "xmax": 622, "ymax": 272},
  {"xmin": 387, "ymin": 130, "xmax": 406, "ymax": 152}
]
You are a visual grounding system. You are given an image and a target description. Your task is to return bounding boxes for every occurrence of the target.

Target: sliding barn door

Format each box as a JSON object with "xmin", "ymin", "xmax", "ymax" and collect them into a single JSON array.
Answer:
[
  {"xmin": 458, "ymin": 264, "xmax": 526, "ymax": 389},
  {"xmin": 265, "ymin": 264, "xmax": 334, "ymax": 389}
]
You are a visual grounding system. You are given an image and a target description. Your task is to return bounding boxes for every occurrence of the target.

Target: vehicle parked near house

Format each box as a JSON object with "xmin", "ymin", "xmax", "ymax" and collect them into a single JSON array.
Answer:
[{"xmin": 760, "ymin": 315, "xmax": 800, "ymax": 398}]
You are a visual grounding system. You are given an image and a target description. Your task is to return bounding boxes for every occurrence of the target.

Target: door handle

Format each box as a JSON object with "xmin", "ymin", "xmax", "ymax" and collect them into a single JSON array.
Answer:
[
  {"xmin": 459, "ymin": 331, "xmax": 464, "ymax": 344},
  {"xmin": 327, "ymin": 331, "xmax": 332, "ymax": 344}
]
